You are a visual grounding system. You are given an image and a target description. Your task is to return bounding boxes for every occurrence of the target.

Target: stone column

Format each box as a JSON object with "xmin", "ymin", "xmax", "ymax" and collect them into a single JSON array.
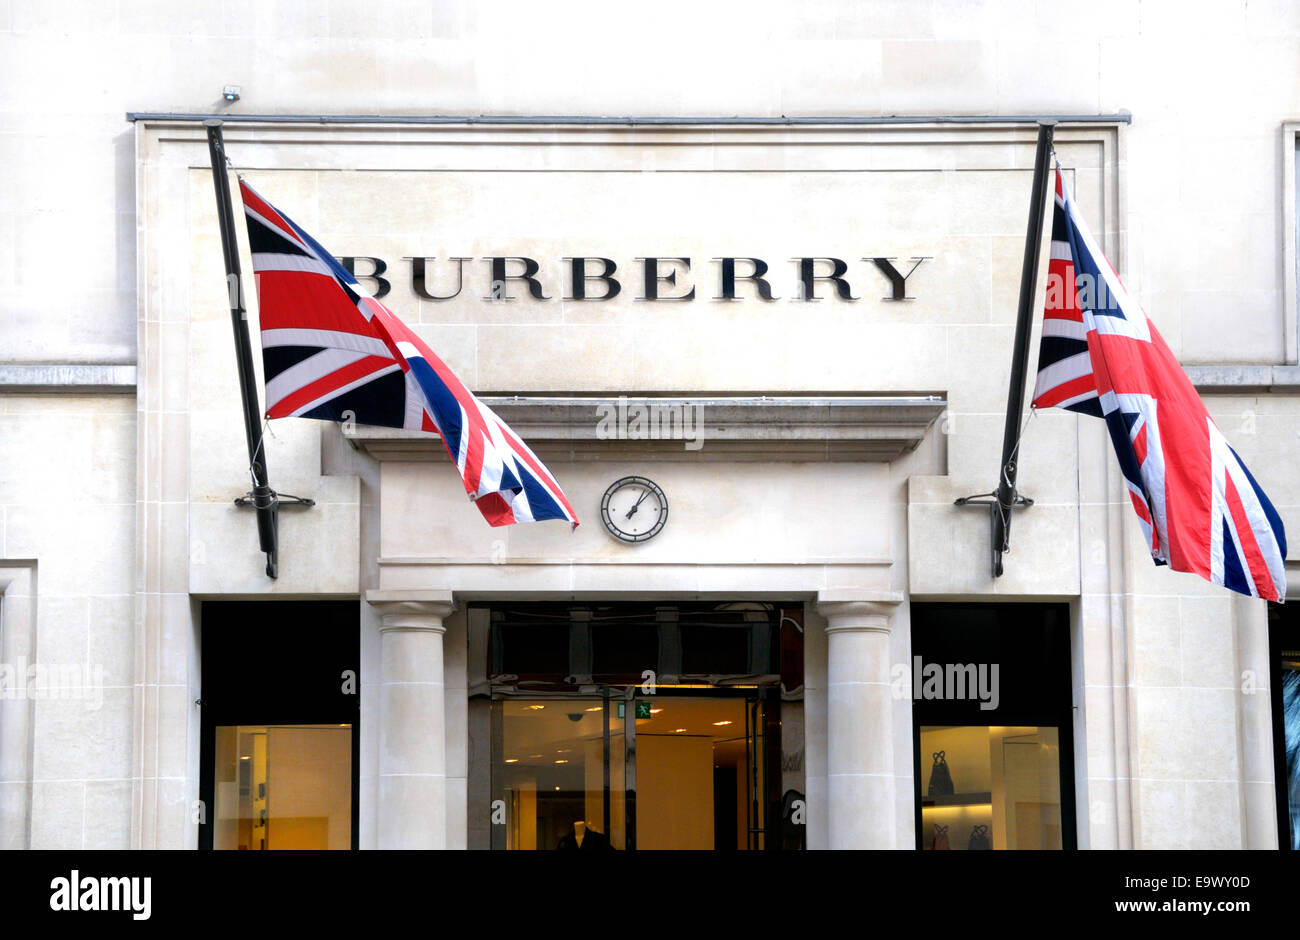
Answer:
[
  {"xmin": 816, "ymin": 595, "xmax": 902, "ymax": 849},
  {"xmin": 367, "ymin": 590, "xmax": 455, "ymax": 849}
]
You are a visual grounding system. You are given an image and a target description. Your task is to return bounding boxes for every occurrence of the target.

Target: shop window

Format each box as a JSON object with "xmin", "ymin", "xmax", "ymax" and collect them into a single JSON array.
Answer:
[
  {"xmin": 1269, "ymin": 601, "xmax": 1299, "ymax": 850},
  {"xmin": 911, "ymin": 603, "xmax": 1075, "ymax": 851},
  {"xmin": 199, "ymin": 601, "xmax": 359, "ymax": 850},
  {"xmin": 212, "ymin": 724, "xmax": 352, "ymax": 850}
]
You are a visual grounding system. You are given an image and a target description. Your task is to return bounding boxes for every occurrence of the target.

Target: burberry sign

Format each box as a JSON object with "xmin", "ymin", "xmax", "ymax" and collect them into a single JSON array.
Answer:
[{"xmin": 336, "ymin": 255, "xmax": 931, "ymax": 302}]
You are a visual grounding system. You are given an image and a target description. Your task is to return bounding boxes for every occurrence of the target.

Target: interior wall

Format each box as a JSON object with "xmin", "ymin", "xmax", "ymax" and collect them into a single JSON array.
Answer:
[
  {"xmin": 636, "ymin": 735, "xmax": 714, "ymax": 850},
  {"xmin": 265, "ymin": 726, "xmax": 352, "ymax": 850}
]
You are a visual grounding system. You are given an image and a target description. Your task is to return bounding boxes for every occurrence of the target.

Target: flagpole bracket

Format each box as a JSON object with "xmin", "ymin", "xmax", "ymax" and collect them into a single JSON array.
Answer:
[
  {"xmin": 234, "ymin": 492, "xmax": 316, "ymax": 509},
  {"xmin": 232, "ymin": 490, "xmax": 315, "ymax": 579},
  {"xmin": 953, "ymin": 491, "xmax": 1035, "ymax": 578},
  {"xmin": 953, "ymin": 491, "xmax": 1034, "ymax": 510}
]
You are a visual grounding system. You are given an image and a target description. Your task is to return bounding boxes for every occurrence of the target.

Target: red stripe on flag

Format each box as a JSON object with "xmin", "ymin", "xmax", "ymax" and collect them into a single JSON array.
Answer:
[
  {"xmin": 473, "ymin": 492, "xmax": 517, "ymax": 527},
  {"xmin": 1223, "ymin": 473, "xmax": 1275, "ymax": 599},
  {"xmin": 493, "ymin": 418, "xmax": 580, "ymax": 522},
  {"xmin": 269, "ymin": 355, "xmax": 397, "ymax": 417},
  {"xmin": 463, "ymin": 425, "xmax": 485, "ymax": 495},
  {"xmin": 240, "ymin": 183, "xmax": 307, "ymax": 247},
  {"xmin": 254, "ymin": 271, "xmax": 373, "ymax": 333},
  {"xmin": 1132, "ymin": 422, "xmax": 1148, "ymax": 465},
  {"xmin": 1033, "ymin": 373, "xmax": 1097, "ymax": 409}
]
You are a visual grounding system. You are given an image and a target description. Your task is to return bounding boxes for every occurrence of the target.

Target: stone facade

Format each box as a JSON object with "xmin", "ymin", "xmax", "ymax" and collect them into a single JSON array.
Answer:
[{"xmin": 1, "ymin": 1, "xmax": 1297, "ymax": 849}]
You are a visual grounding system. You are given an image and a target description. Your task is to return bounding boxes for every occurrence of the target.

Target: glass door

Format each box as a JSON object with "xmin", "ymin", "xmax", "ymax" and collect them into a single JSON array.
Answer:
[
  {"xmin": 625, "ymin": 691, "xmax": 767, "ymax": 850},
  {"xmin": 492, "ymin": 694, "xmax": 624, "ymax": 850},
  {"xmin": 491, "ymin": 688, "xmax": 776, "ymax": 850}
]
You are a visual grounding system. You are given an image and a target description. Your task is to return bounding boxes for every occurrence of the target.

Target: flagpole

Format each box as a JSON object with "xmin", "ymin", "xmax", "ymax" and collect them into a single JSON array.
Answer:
[
  {"xmin": 988, "ymin": 120, "xmax": 1055, "ymax": 576},
  {"xmin": 204, "ymin": 119, "xmax": 281, "ymax": 579}
]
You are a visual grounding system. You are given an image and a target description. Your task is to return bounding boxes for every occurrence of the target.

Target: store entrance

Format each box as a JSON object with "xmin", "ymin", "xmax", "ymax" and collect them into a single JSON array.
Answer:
[
  {"xmin": 494, "ymin": 688, "xmax": 775, "ymax": 850},
  {"xmin": 480, "ymin": 601, "xmax": 803, "ymax": 851}
]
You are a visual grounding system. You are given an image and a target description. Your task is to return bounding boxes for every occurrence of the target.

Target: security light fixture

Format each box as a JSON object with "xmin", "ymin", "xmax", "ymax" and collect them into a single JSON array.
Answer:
[{"xmin": 223, "ymin": 85, "xmax": 241, "ymax": 102}]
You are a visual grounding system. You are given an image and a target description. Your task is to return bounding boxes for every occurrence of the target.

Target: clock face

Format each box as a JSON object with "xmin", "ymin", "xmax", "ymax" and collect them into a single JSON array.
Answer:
[{"xmin": 600, "ymin": 476, "xmax": 668, "ymax": 543}]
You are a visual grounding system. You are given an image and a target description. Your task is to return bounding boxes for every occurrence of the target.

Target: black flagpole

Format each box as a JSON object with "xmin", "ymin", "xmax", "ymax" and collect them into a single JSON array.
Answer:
[
  {"xmin": 205, "ymin": 119, "xmax": 281, "ymax": 579},
  {"xmin": 956, "ymin": 120, "xmax": 1055, "ymax": 576}
]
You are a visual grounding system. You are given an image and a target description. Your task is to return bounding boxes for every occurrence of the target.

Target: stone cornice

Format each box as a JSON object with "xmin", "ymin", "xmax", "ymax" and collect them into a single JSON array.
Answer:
[{"xmin": 345, "ymin": 395, "xmax": 946, "ymax": 463}]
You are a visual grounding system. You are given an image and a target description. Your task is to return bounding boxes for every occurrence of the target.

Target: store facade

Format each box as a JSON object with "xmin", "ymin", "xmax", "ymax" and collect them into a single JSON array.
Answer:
[
  {"xmin": 35, "ymin": 115, "xmax": 1267, "ymax": 852},
  {"xmin": 10, "ymin": 77, "xmax": 1300, "ymax": 847}
]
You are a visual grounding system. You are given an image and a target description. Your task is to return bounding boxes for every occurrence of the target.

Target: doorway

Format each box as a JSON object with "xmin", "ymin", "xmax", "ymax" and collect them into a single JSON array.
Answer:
[
  {"xmin": 478, "ymin": 601, "xmax": 802, "ymax": 851},
  {"xmin": 492, "ymin": 689, "xmax": 775, "ymax": 850}
]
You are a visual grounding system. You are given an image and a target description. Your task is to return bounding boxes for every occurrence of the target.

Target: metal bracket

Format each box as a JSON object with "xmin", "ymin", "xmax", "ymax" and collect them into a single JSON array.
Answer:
[
  {"xmin": 234, "ymin": 492, "xmax": 316, "ymax": 510},
  {"xmin": 954, "ymin": 490, "xmax": 1035, "ymax": 577},
  {"xmin": 232, "ymin": 491, "xmax": 316, "ymax": 578}
]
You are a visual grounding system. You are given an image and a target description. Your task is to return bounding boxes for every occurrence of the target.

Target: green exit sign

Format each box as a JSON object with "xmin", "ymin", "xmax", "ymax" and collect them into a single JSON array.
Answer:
[{"xmin": 616, "ymin": 702, "xmax": 653, "ymax": 719}]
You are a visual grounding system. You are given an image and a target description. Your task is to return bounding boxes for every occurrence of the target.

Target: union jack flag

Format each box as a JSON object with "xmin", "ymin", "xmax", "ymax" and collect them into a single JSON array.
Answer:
[
  {"xmin": 1033, "ymin": 170, "xmax": 1285, "ymax": 601},
  {"xmin": 238, "ymin": 180, "xmax": 579, "ymax": 528}
]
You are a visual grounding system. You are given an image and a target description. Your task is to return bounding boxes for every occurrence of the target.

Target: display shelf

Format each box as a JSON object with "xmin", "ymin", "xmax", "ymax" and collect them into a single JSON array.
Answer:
[{"xmin": 920, "ymin": 791, "xmax": 992, "ymax": 808}]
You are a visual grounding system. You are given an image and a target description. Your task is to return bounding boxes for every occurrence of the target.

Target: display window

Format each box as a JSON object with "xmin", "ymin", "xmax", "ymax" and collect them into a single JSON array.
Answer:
[
  {"xmin": 1269, "ymin": 602, "xmax": 1299, "ymax": 850},
  {"xmin": 198, "ymin": 601, "xmax": 360, "ymax": 850},
  {"xmin": 911, "ymin": 603, "xmax": 1075, "ymax": 851},
  {"xmin": 212, "ymin": 724, "xmax": 353, "ymax": 850}
]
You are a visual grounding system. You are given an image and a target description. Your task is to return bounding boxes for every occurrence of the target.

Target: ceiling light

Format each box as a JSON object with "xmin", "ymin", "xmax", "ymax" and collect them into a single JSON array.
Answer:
[
  {"xmin": 505, "ymin": 758, "xmax": 519, "ymax": 764},
  {"xmin": 555, "ymin": 759, "xmax": 568, "ymax": 764},
  {"xmin": 713, "ymin": 720, "xmax": 732, "ymax": 726},
  {"xmin": 585, "ymin": 706, "xmax": 602, "ymax": 712},
  {"xmin": 649, "ymin": 708, "xmax": 663, "ymax": 714},
  {"xmin": 674, "ymin": 728, "xmax": 686, "ymax": 733},
  {"xmin": 526, "ymin": 704, "xmax": 545, "ymax": 710}
]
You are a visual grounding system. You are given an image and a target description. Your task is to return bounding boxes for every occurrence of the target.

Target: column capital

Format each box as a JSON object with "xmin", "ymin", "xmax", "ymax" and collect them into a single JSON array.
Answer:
[
  {"xmin": 366, "ymin": 589, "xmax": 456, "ymax": 631},
  {"xmin": 815, "ymin": 592, "xmax": 903, "ymax": 634}
]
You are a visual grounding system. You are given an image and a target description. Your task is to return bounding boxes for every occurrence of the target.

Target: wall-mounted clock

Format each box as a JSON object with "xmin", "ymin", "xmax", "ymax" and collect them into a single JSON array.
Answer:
[{"xmin": 600, "ymin": 476, "xmax": 668, "ymax": 543}]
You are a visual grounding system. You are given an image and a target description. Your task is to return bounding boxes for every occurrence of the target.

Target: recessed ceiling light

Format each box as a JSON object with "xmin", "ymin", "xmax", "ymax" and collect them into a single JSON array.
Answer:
[
  {"xmin": 674, "ymin": 728, "xmax": 687, "ymax": 733},
  {"xmin": 649, "ymin": 708, "xmax": 663, "ymax": 714},
  {"xmin": 505, "ymin": 758, "xmax": 519, "ymax": 764},
  {"xmin": 527, "ymin": 704, "xmax": 545, "ymax": 710},
  {"xmin": 585, "ymin": 706, "xmax": 602, "ymax": 712},
  {"xmin": 713, "ymin": 720, "xmax": 732, "ymax": 726},
  {"xmin": 555, "ymin": 759, "xmax": 568, "ymax": 764},
  {"xmin": 529, "ymin": 754, "xmax": 543, "ymax": 759}
]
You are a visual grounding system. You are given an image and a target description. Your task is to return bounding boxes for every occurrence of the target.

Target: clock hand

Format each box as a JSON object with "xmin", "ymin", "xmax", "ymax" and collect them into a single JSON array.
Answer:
[{"xmin": 625, "ymin": 488, "xmax": 651, "ymax": 520}]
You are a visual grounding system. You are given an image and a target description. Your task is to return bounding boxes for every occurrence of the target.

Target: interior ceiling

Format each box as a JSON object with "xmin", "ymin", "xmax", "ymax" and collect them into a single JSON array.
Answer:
[{"xmin": 502, "ymin": 697, "xmax": 754, "ymax": 766}]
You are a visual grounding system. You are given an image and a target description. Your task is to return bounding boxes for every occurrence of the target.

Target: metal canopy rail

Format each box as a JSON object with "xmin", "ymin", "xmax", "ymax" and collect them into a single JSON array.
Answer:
[{"xmin": 127, "ymin": 111, "xmax": 1131, "ymax": 126}]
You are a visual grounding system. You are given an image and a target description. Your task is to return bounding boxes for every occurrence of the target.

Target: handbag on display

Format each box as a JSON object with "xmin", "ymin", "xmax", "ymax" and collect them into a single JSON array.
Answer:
[
  {"xmin": 931, "ymin": 824, "xmax": 950, "ymax": 850},
  {"xmin": 968, "ymin": 824, "xmax": 992, "ymax": 850},
  {"xmin": 928, "ymin": 750, "xmax": 955, "ymax": 796}
]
